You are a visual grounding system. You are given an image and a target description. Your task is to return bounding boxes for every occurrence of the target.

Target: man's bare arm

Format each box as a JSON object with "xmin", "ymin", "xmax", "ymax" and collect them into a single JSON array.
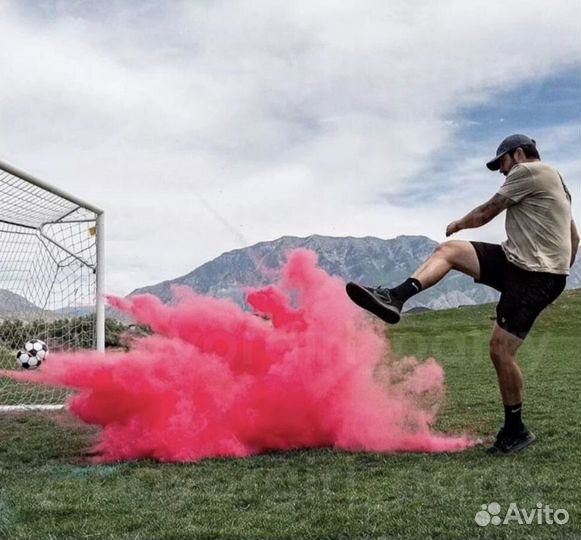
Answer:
[
  {"xmin": 465, "ymin": 193, "xmax": 512, "ymax": 227},
  {"xmin": 446, "ymin": 194, "xmax": 513, "ymax": 237},
  {"xmin": 571, "ymin": 219, "xmax": 579, "ymax": 268}
]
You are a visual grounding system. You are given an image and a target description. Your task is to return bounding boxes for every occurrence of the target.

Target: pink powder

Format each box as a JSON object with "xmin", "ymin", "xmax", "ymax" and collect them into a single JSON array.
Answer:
[{"xmin": 1, "ymin": 249, "xmax": 475, "ymax": 462}]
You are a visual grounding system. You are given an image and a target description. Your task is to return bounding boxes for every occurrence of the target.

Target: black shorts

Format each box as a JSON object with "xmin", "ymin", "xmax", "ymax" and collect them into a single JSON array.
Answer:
[{"xmin": 470, "ymin": 242, "xmax": 567, "ymax": 339}]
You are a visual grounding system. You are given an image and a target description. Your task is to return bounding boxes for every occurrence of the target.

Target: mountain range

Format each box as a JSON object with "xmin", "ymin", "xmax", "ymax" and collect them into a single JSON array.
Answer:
[
  {"xmin": 2, "ymin": 235, "xmax": 579, "ymax": 317},
  {"xmin": 129, "ymin": 235, "xmax": 581, "ymax": 311}
]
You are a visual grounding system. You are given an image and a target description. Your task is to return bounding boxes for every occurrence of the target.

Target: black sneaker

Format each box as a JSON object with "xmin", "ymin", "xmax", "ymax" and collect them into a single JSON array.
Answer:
[
  {"xmin": 345, "ymin": 282, "xmax": 403, "ymax": 324},
  {"xmin": 486, "ymin": 427, "xmax": 536, "ymax": 456}
]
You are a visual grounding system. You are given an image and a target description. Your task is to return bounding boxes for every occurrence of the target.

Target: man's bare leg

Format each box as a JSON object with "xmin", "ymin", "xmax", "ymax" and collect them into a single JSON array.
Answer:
[
  {"xmin": 411, "ymin": 240, "xmax": 481, "ymax": 289},
  {"xmin": 487, "ymin": 323, "xmax": 536, "ymax": 454},
  {"xmin": 489, "ymin": 323, "xmax": 524, "ymax": 406},
  {"xmin": 386, "ymin": 240, "xmax": 481, "ymax": 305},
  {"xmin": 345, "ymin": 240, "xmax": 482, "ymax": 324}
]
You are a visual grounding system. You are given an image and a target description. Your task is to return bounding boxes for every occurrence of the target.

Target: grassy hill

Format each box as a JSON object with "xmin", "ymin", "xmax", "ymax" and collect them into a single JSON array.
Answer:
[{"xmin": 0, "ymin": 290, "xmax": 579, "ymax": 539}]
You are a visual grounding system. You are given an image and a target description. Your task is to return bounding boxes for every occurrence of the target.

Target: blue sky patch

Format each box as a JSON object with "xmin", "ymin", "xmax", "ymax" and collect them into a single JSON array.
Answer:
[
  {"xmin": 388, "ymin": 67, "xmax": 581, "ymax": 207},
  {"xmin": 462, "ymin": 67, "xmax": 581, "ymax": 139}
]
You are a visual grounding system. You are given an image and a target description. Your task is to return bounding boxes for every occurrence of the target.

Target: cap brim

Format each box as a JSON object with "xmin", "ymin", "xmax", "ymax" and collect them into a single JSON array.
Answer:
[
  {"xmin": 486, "ymin": 150, "xmax": 509, "ymax": 171},
  {"xmin": 486, "ymin": 157, "xmax": 501, "ymax": 171}
]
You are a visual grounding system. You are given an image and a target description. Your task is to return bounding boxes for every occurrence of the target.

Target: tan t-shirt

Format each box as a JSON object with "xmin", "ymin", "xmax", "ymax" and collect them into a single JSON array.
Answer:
[{"xmin": 497, "ymin": 161, "xmax": 572, "ymax": 275}]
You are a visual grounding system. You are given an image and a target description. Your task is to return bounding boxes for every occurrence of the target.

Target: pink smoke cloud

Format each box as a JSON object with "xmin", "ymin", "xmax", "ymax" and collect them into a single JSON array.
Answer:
[{"xmin": 1, "ymin": 249, "xmax": 475, "ymax": 462}]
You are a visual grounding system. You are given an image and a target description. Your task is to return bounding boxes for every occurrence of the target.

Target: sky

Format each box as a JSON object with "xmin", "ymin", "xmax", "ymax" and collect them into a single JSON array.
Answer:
[{"xmin": 0, "ymin": 0, "xmax": 579, "ymax": 296}]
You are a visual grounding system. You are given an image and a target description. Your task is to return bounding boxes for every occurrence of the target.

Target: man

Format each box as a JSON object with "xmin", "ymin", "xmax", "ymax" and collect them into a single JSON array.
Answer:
[{"xmin": 346, "ymin": 134, "xmax": 579, "ymax": 455}]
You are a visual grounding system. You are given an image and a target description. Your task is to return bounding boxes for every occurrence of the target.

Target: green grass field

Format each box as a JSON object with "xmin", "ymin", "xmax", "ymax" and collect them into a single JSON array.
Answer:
[{"xmin": 1, "ymin": 291, "xmax": 579, "ymax": 540}]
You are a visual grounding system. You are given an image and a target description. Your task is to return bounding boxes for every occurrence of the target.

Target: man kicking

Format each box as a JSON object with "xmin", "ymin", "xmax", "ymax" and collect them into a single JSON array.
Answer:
[{"xmin": 346, "ymin": 134, "xmax": 579, "ymax": 455}]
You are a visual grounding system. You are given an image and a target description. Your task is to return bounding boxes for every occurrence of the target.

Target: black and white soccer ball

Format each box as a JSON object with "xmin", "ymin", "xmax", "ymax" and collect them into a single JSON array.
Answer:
[{"xmin": 16, "ymin": 339, "xmax": 49, "ymax": 369}]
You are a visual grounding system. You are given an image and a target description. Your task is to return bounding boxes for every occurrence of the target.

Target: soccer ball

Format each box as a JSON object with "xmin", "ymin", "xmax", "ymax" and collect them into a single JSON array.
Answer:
[{"xmin": 16, "ymin": 339, "xmax": 49, "ymax": 369}]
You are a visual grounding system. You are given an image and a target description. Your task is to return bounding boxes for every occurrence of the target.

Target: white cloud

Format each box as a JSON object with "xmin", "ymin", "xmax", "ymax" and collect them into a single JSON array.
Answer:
[{"xmin": 0, "ymin": 0, "xmax": 579, "ymax": 294}]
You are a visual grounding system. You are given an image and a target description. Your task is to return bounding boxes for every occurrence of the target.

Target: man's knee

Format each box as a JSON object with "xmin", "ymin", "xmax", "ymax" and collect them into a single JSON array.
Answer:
[
  {"xmin": 489, "ymin": 335, "xmax": 515, "ymax": 367},
  {"xmin": 433, "ymin": 240, "xmax": 468, "ymax": 267},
  {"xmin": 433, "ymin": 240, "xmax": 460, "ymax": 260},
  {"xmin": 489, "ymin": 339, "xmax": 504, "ymax": 366}
]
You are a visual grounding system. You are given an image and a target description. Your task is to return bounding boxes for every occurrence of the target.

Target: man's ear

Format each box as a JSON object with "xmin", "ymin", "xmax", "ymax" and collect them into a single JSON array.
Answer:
[{"xmin": 513, "ymin": 147, "xmax": 526, "ymax": 163}]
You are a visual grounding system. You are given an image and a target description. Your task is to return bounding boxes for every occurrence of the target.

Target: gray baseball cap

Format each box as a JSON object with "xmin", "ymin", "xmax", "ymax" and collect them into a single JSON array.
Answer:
[{"xmin": 486, "ymin": 134, "xmax": 537, "ymax": 171}]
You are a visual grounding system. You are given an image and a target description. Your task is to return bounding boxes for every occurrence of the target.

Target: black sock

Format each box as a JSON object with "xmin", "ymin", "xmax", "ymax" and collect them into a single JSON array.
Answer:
[
  {"xmin": 504, "ymin": 403, "xmax": 524, "ymax": 434},
  {"xmin": 390, "ymin": 278, "xmax": 423, "ymax": 302}
]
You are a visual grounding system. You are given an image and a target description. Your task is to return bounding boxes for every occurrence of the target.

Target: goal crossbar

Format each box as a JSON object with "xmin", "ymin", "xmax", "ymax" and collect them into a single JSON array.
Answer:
[{"xmin": 0, "ymin": 159, "xmax": 103, "ymax": 216}]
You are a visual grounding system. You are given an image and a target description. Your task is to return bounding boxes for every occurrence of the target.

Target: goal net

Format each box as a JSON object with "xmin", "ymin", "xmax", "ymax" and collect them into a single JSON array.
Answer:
[{"xmin": 0, "ymin": 159, "xmax": 104, "ymax": 410}]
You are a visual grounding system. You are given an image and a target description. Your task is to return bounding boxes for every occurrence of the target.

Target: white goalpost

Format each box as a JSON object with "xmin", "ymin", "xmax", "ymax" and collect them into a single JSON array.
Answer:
[{"xmin": 0, "ymin": 159, "xmax": 104, "ymax": 410}]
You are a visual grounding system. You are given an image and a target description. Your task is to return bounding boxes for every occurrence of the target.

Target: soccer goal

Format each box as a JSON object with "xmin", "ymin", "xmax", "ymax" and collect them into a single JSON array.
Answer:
[{"xmin": 0, "ymin": 159, "xmax": 104, "ymax": 410}]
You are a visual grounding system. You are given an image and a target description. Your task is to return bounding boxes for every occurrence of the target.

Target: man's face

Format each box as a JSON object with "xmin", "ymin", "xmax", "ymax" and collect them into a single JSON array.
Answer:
[{"xmin": 498, "ymin": 153, "xmax": 516, "ymax": 176}]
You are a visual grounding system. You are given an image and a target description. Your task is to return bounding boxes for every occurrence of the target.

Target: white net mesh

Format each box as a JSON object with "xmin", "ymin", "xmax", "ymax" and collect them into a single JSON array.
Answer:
[{"xmin": 0, "ymin": 163, "xmax": 102, "ymax": 406}]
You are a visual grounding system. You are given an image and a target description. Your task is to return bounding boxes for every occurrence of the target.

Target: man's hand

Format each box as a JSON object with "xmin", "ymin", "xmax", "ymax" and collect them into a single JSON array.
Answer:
[{"xmin": 446, "ymin": 221, "xmax": 462, "ymax": 237}]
